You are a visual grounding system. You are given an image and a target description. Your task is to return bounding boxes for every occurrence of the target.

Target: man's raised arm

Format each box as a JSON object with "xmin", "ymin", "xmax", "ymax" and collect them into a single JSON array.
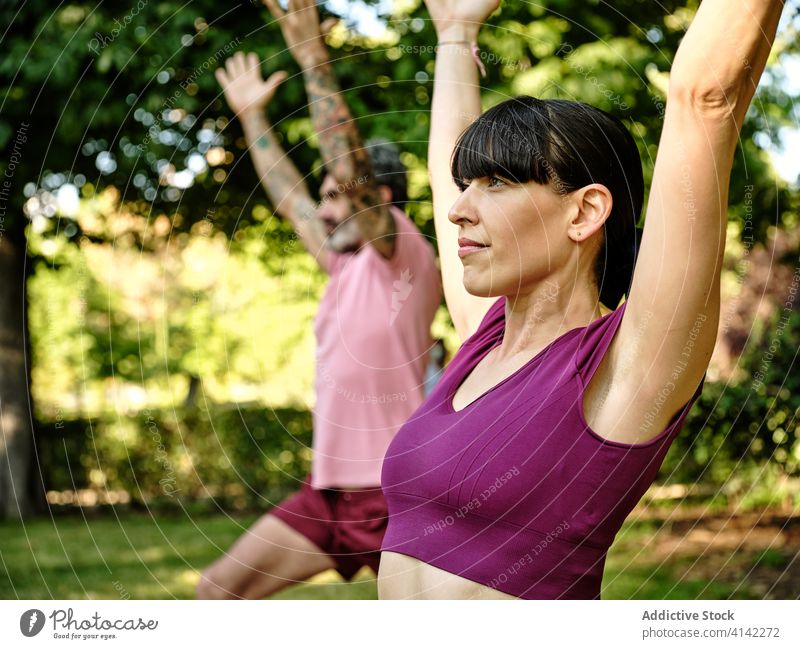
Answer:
[
  {"xmin": 264, "ymin": 0, "xmax": 397, "ymax": 260},
  {"xmin": 216, "ymin": 51, "xmax": 331, "ymax": 271}
]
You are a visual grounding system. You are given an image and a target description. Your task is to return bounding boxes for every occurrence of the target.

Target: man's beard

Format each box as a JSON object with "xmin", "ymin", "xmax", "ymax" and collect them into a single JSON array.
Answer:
[{"xmin": 326, "ymin": 219, "xmax": 362, "ymax": 253}]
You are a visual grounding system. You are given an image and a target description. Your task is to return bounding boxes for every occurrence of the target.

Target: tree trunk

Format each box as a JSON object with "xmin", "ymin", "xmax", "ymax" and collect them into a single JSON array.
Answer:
[{"xmin": 0, "ymin": 233, "xmax": 38, "ymax": 519}]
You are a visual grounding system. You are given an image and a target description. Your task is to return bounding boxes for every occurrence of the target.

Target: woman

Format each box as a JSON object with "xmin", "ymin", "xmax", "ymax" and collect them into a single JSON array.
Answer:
[{"xmin": 378, "ymin": 0, "xmax": 785, "ymax": 599}]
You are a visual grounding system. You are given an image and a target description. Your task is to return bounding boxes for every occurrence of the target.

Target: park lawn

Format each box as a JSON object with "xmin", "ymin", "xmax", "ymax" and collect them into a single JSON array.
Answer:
[
  {"xmin": 0, "ymin": 510, "xmax": 376, "ymax": 600},
  {"xmin": 0, "ymin": 508, "xmax": 782, "ymax": 600}
]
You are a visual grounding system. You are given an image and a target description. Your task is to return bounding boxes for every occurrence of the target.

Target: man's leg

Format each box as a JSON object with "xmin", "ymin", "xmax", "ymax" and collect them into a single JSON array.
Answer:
[
  {"xmin": 196, "ymin": 512, "xmax": 337, "ymax": 600},
  {"xmin": 326, "ymin": 485, "xmax": 388, "ymax": 580}
]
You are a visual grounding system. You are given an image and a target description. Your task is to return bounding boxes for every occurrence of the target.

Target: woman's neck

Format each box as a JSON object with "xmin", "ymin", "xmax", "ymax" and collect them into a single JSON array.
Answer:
[{"xmin": 498, "ymin": 281, "xmax": 603, "ymax": 360}]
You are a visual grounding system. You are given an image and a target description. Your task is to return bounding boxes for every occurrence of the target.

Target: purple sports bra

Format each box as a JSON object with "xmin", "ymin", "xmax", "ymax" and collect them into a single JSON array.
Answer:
[{"xmin": 380, "ymin": 296, "xmax": 706, "ymax": 599}]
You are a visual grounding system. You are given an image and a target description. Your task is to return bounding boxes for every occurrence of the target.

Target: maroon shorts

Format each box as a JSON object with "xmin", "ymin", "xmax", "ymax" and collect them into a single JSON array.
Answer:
[{"xmin": 267, "ymin": 473, "xmax": 388, "ymax": 580}]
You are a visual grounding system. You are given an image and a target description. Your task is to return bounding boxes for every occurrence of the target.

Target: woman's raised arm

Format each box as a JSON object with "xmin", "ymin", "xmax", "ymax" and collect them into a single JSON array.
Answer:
[
  {"xmin": 424, "ymin": 0, "xmax": 499, "ymax": 342},
  {"xmin": 607, "ymin": 1, "xmax": 785, "ymax": 427}
]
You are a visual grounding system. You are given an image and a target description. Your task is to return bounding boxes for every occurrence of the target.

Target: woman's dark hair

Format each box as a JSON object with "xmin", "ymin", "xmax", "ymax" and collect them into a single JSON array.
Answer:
[{"xmin": 451, "ymin": 96, "xmax": 644, "ymax": 310}]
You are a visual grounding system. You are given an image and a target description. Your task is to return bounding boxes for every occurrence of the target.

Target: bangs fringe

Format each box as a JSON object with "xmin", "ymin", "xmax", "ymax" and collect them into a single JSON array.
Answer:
[{"xmin": 451, "ymin": 99, "xmax": 560, "ymax": 189}]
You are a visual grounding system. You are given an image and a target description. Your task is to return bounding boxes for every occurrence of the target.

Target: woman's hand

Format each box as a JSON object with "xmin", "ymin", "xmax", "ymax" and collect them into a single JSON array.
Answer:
[
  {"xmin": 424, "ymin": 0, "xmax": 500, "ymax": 39},
  {"xmin": 215, "ymin": 52, "xmax": 286, "ymax": 118}
]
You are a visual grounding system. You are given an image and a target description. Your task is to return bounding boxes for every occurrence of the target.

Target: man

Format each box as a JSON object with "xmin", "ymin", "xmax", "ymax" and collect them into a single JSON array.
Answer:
[{"xmin": 197, "ymin": 1, "xmax": 441, "ymax": 599}]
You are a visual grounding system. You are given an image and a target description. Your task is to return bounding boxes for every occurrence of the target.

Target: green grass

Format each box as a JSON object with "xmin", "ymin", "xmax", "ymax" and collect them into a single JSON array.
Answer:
[
  {"xmin": 0, "ymin": 509, "xmax": 773, "ymax": 599},
  {"xmin": 0, "ymin": 510, "xmax": 375, "ymax": 600}
]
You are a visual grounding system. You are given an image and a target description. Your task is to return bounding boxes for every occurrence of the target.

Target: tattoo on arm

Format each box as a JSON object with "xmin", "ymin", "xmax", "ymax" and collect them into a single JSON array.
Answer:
[
  {"xmin": 241, "ymin": 111, "xmax": 311, "ymax": 222},
  {"xmin": 302, "ymin": 61, "xmax": 396, "ymax": 252},
  {"xmin": 240, "ymin": 110, "xmax": 329, "ymax": 266}
]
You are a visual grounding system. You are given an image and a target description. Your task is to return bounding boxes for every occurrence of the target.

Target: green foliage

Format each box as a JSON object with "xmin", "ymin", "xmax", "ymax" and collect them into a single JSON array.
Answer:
[
  {"xmin": 2, "ymin": 0, "xmax": 796, "ymax": 243},
  {"xmin": 667, "ymin": 308, "xmax": 800, "ymax": 483},
  {"xmin": 37, "ymin": 405, "xmax": 314, "ymax": 510},
  {"xmin": 28, "ymin": 218, "xmax": 326, "ymax": 413}
]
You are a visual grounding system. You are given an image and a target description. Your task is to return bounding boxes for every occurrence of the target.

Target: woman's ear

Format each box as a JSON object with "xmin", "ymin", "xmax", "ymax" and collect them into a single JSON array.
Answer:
[{"xmin": 568, "ymin": 184, "xmax": 613, "ymax": 243}]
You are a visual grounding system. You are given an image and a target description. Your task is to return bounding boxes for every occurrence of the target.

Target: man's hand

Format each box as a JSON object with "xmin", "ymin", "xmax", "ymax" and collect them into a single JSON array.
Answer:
[
  {"xmin": 215, "ymin": 51, "xmax": 287, "ymax": 118},
  {"xmin": 424, "ymin": 0, "xmax": 500, "ymax": 39},
  {"xmin": 263, "ymin": 0, "xmax": 337, "ymax": 70},
  {"xmin": 216, "ymin": 51, "xmax": 327, "ymax": 271}
]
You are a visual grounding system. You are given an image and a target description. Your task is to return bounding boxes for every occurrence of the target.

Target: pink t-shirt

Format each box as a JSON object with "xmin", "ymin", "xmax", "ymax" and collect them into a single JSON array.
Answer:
[{"xmin": 312, "ymin": 206, "xmax": 442, "ymax": 489}]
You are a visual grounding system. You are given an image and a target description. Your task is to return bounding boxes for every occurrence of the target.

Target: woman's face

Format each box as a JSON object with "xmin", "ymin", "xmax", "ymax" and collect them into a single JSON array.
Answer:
[{"xmin": 448, "ymin": 175, "xmax": 579, "ymax": 299}]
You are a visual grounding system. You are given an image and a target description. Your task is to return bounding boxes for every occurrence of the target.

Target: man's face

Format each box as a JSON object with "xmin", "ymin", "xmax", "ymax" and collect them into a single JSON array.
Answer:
[{"xmin": 317, "ymin": 174, "xmax": 364, "ymax": 253}]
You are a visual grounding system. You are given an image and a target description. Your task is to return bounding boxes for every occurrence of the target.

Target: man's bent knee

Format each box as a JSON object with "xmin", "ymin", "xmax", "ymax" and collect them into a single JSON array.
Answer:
[{"xmin": 196, "ymin": 565, "xmax": 242, "ymax": 600}]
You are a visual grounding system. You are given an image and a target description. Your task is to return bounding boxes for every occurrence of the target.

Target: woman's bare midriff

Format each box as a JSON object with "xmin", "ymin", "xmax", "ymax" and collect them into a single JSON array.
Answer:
[{"xmin": 377, "ymin": 551, "xmax": 519, "ymax": 599}]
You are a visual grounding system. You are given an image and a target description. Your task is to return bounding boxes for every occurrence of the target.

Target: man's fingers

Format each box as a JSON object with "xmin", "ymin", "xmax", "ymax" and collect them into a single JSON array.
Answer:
[
  {"xmin": 287, "ymin": 0, "xmax": 316, "ymax": 18},
  {"xmin": 246, "ymin": 52, "xmax": 261, "ymax": 77},
  {"xmin": 235, "ymin": 50, "xmax": 250, "ymax": 76},
  {"xmin": 298, "ymin": 0, "xmax": 317, "ymax": 12},
  {"xmin": 265, "ymin": 70, "xmax": 288, "ymax": 93},
  {"xmin": 226, "ymin": 51, "xmax": 242, "ymax": 77},
  {"xmin": 263, "ymin": 0, "xmax": 284, "ymax": 20},
  {"xmin": 300, "ymin": 0, "xmax": 320, "ymax": 19},
  {"xmin": 320, "ymin": 17, "xmax": 338, "ymax": 38},
  {"xmin": 214, "ymin": 67, "xmax": 228, "ymax": 88}
]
